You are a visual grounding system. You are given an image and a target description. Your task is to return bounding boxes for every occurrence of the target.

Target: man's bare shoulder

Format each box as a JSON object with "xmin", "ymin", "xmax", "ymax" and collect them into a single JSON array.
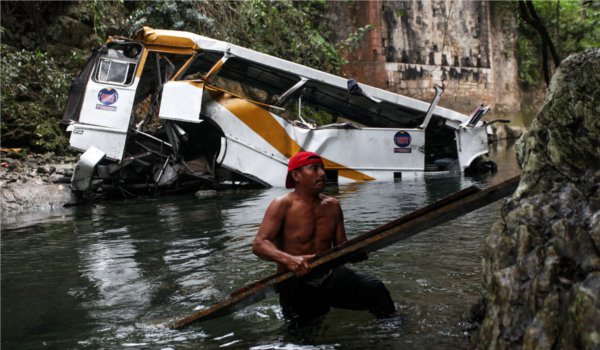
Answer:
[
  {"xmin": 278, "ymin": 192, "xmax": 296, "ymax": 203},
  {"xmin": 319, "ymin": 193, "xmax": 341, "ymax": 207},
  {"xmin": 268, "ymin": 192, "xmax": 294, "ymax": 210}
]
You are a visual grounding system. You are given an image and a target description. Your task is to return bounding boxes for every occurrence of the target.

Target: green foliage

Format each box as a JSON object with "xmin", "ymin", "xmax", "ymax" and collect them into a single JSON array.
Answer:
[
  {"xmin": 126, "ymin": 0, "xmax": 215, "ymax": 35},
  {"xmin": 0, "ymin": 45, "xmax": 71, "ymax": 152},
  {"xmin": 338, "ymin": 24, "xmax": 375, "ymax": 53},
  {"xmin": 302, "ymin": 106, "xmax": 334, "ymax": 126},
  {"xmin": 126, "ymin": 0, "xmax": 350, "ymax": 73},
  {"xmin": 233, "ymin": 0, "xmax": 346, "ymax": 73},
  {"xmin": 516, "ymin": 36, "xmax": 542, "ymax": 89},
  {"xmin": 516, "ymin": 0, "xmax": 600, "ymax": 89},
  {"xmin": 80, "ymin": 0, "xmax": 128, "ymax": 44},
  {"xmin": 395, "ymin": 8, "xmax": 407, "ymax": 17},
  {"xmin": 280, "ymin": 100, "xmax": 334, "ymax": 126},
  {"xmin": 533, "ymin": 0, "xmax": 600, "ymax": 56},
  {"xmin": 0, "ymin": 1, "xmax": 129, "ymax": 154}
]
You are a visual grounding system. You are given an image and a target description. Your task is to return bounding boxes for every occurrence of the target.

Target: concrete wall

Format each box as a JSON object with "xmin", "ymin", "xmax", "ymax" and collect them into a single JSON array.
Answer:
[{"xmin": 328, "ymin": 1, "xmax": 522, "ymax": 119}]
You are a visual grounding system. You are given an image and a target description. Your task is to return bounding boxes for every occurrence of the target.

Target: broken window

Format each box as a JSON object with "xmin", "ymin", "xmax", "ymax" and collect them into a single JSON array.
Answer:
[
  {"xmin": 181, "ymin": 53, "xmax": 302, "ymax": 106},
  {"xmin": 93, "ymin": 43, "xmax": 143, "ymax": 86},
  {"xmin": 96, "ymin": 58, "xmax": 136, "ymax": 85},
  {"xmin": 132, "ymin": 52, "xmax": 192, "ymax": 131},
  {"xmin": 181, "ymin": 51, "xmax": 224, "ymax": 80}
]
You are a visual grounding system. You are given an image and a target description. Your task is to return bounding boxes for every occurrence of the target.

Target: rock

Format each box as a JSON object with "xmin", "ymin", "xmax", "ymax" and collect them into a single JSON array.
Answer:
[
  {"xmin": 1, "ymin": 151, "xmax": 77, "ymax": 215},
  {"xmin": 0, "ymin": 182, "xmax": 79, "ymax": 215},
  {"xmin": 470, "ymin": 49, "xmax": 600, "ymax": 349},
  {"xmin": 47, "ymin": 15, "xmax": 93, "ymax": 47},
  {"xmin": 36, "ymin": 166, "xmax": 49, "ymax": 174},
  {"xmin": 49, "ymin": 174, "xmax": 72, "ymax": 184},
  {"xmin": 20, "ymin": 34, "xmax": 37, "ymax": 50},
  {"xmin": 46, "ymin": 43, "xmax": 83, "ymax": 58},
  {"xmin": 5, "ymin": 149, "xmax": 26, "ymax": 159}
]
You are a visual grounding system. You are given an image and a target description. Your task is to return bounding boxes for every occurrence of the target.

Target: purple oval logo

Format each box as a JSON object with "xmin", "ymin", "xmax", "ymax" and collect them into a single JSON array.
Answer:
[
  {"xmin": 98, "ymin": 88, "xmax": 119, "ymax": 106},
  {"xmin": 394, "ymin": 131, "xmax": 411, "ymax": 147}
]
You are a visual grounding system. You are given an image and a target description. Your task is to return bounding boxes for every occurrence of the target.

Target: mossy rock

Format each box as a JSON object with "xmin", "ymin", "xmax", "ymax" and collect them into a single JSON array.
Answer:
[{"xmin": 471, "ymin": 49, "xmax": 600, "ymax": 349}]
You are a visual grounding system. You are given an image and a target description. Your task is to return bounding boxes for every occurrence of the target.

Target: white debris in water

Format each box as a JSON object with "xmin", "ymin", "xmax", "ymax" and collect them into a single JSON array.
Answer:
[
  {"xmin": 220, "ymin": 339, "xmax": 241, "ymax": 347},
  {"xmin": 416, "ymin": 278, "xmax": 431, "ymax": 287},
  {"xmin": 214, "ymin": 332, "xmax": 234, "ymax": 341},
  {"xmin": 195, "ymin": 190, "xmax": 217, "ymax": 198}
]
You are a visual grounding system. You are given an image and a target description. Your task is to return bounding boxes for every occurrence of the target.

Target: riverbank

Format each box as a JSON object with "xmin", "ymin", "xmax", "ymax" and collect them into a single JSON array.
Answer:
[{"xmin": 0, "ymin": 150, "xmax": 78, "ymax": 216}]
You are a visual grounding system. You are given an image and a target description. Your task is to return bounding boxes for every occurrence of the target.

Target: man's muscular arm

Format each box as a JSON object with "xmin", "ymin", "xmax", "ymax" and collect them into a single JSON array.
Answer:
[{"xmin": 252, "ymin": 197, "xmax": 315, "ymax": 276}]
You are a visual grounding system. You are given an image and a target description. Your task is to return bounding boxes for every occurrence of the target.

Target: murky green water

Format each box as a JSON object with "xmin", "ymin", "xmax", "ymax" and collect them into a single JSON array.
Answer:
[{"xmin": 1, "ymin": 141, "xmax": 520, "ymax": 349}]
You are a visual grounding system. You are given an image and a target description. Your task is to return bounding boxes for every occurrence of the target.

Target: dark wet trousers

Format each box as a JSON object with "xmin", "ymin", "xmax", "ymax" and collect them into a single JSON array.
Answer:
[{"xmin": 277, "ymin": 266, "xmax": 395, "ymax": 325}]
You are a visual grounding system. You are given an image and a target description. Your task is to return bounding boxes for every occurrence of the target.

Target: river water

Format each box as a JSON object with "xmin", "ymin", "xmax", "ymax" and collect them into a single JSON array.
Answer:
[{"xmin": 1, "ymin": 141, "xmax": 520, "ymax": 350}]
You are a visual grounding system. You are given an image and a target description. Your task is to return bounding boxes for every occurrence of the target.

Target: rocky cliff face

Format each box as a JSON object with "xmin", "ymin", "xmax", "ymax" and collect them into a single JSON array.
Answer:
[{"xmin": 470, "ymin": 48, "xmax": 600, "ymax": 349}]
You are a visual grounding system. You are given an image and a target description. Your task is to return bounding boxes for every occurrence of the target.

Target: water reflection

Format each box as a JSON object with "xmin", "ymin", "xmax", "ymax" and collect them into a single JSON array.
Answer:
[{"xmin": 1, "ymin": 141, "xmax": 520, "ymax": 349}]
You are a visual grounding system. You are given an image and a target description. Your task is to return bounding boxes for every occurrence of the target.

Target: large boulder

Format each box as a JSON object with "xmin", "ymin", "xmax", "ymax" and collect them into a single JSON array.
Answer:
[
  {"xmin": 0, "ymin": 153, "xmax": 79, "ymax": 216},
  {"xmin": 47, "ymin": 15, "xmax": 94, "ymax": 47},
  {"xmin": 0, "ymin": 182, "xmax": 78, "ymax": 215},
  {"xmin": 470, "ymin": 49, "xmax": 600, "ymax": 349}
]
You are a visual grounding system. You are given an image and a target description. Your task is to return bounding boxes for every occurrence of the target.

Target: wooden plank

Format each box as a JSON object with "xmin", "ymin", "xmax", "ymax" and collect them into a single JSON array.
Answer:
[{"xmin": 169, "ymin": 175, "xmax": 520, "ymax": 329}]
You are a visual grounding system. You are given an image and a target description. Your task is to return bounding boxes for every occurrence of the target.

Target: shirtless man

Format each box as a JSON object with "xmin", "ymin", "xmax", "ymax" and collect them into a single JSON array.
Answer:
[{"xmin": 252, "ymin": 151, "xmax": 395, "ymax": 325}]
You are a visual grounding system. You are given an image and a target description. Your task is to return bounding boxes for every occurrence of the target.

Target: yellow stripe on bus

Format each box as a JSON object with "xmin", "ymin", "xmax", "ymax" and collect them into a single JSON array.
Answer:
[
  {"xmin": 218, "ymin": 96, "xmax": 301, "ymax": 158},
  {"xmin": 136, "ymin": 49, "xmax": 149, "ymax": 78},
  {"xmin": 216, "ymin": 95, "xmax": 375, "ymax": 182}
]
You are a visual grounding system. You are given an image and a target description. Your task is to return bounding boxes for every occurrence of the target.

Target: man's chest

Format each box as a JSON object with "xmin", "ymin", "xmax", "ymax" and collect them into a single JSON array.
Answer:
[{"xmin": 283, "ymin": 207, "xmax": 336, "ymax": 242}]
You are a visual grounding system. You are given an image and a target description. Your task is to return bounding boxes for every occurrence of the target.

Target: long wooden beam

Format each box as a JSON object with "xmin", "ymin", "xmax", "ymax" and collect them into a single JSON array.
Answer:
[{"xmin": 170, "ymin": 175, "xmax": 520, "ymax": 329}]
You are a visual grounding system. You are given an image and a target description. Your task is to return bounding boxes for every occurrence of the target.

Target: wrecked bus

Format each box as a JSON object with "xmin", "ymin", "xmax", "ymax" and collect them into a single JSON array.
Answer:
[{"xmin": 62, "ymin": 27, "xmax": 496, "ymax": 198}]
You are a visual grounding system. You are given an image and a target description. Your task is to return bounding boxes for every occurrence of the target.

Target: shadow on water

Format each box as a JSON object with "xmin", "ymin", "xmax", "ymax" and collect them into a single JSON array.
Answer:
[{"xmin": 1, "ymin": 140, "xmax": 520, "ymax": 349}]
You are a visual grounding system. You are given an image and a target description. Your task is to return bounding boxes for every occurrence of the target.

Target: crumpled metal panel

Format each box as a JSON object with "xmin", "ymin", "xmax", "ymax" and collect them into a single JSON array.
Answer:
[{"xmin": 71, "ymin": 146, "xmax": 105, "ymax": 191}]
